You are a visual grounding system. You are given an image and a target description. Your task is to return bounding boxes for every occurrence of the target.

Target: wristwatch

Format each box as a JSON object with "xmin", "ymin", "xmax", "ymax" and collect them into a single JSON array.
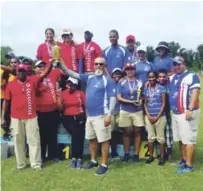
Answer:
[{"xmin": 188, "ymin": 107, "xmax": 194, "ymax": 111}]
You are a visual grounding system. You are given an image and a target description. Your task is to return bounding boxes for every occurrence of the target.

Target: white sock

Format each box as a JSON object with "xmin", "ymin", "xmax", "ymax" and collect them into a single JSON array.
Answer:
[
  {"xmin": 91, "ymin": 160, "xmax": 97, "ymax": 163},
  {"xmin": 101, "ymin": 164, "xmax": 107, "ymax": 168}
]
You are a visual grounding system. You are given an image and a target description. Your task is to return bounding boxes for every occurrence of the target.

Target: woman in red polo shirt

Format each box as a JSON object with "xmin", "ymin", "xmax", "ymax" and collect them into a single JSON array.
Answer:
[
  {"xmin": 61, "ymin": 77, "xmax": 86, "ymax": 169},
  {"xmin": 36, "ymin": 28, "xmax": 55, "ymax": 66},
  {"xmin": 35, "ymin": 60, "xmax": 62, "ymax": 165}
]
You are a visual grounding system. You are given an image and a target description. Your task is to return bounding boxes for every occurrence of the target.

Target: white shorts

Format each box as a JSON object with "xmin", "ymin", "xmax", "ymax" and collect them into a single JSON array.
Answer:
[
  {"xmin": 172, "ymin": 109, "xmax": 200, "ymax": 144},
  {"xmin": 85, "ymin": 115, "xmax": 111, "ymax": 143}
]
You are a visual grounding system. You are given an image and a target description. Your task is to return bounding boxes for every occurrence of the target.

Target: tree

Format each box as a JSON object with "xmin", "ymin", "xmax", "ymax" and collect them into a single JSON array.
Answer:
[
  {"xmin": 0, "ymin": 46, "xmax": 13, "ymax": 65},
  {"xmin": 146, "ymin": 45, "xmax": 156, "ymax": 62},
  {"xmin": 168, "ymin": 41, "xmax": 181, "ymax": 57}
]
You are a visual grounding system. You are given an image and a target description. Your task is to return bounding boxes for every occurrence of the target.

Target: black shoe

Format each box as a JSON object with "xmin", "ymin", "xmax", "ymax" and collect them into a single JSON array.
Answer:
[
  {"xmin": 83, "ymin": 161, "xmax": 98, "ymax": 169},
  {"xmin": 132, "ymin": 155, "xmax": 139, "ymax": 162},
  {"xmin": 158, "ymin": 158, "xmax": 165, "ymax": 166},
  {"xmin": 41, "ymin": 159, "xmax": 46, "ymax": 168},
  {"xmin": 145, "ymin": 156, "xmax": 155, "ymax": 164},
  {"xmin": 94, "ymin": 165, "xmax": 108, "ymax": 176},
  {"xmin": 121, "ymin": 153, "xmax": 130, "ymax": 162}
]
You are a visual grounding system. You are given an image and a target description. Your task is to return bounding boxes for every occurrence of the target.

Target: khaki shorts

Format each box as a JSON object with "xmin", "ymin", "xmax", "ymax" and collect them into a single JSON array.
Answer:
[
  {"xmin": 111, "ymin": 114, "xmax": 119, "ymax": 131},
  {"xmin": 85, "ymin": 115, "xmax": 111, "ymax": 143},
  {"xmin": 119, "ymin": 110, "xmax": 144, "ymax": 128},
  {"xmin": 172, "ymin": 110, "xmax": 200, "ymax": 144},
  {"xmin": 145, "ymin": 116, "xmax": 166, "ymax": 143}
]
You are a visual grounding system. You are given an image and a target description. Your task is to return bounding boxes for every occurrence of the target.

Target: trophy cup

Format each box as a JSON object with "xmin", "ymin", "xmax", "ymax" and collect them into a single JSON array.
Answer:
[
  {"xmin": 134, "ymin": 86, "xmax": 142, "ymax": 106},
  {"xmin": 53, "ymin": 37, "xmax": 61, "ymax": 68}
]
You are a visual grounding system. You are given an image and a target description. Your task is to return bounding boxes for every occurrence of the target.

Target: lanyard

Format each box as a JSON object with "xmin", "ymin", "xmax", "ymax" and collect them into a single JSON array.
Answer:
[
  {"xmin": 148, "ymin": 84, "xmax": 159, "ymax": 102},
  {"xmin": 83, "ymin": 42, "xmax": 92, "ymax": 55}
]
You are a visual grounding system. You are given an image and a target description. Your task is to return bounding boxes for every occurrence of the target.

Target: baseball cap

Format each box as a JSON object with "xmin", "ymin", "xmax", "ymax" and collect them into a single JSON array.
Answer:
[
  {"xmin": 173, "ymin": 56, "xmax": 185, "ymax": 64},
  {"xmin": 112, "ymin": 67, "xmax": 123, "ymax": 74},
  {"xmin": 5, "ymin": 51, "xmax": 15, "ymax": 59},
  {"xmin": 61, "ymin": 29, "xmax": 73, "ymax": 36},
  {"xmin": 137, "ymin": 45, "xmax": 147, "ymax": 53},
  {"xmin": 124, "ymin": 63, "xmax": 135, "ymax": 70},
  {"xmin": 67, "ymin": 77, "xmax": 78, "ymax": 85},
  {"xmin": 84, "ymin": 30, "xmax": 93, "ymax": 35},
  {"xmin": 16, "ymin": 64, "xmax": 28, "ymax": 71},
  {"xmin": 126, "ymin": 35, "xmax": 136, "ymax": 43}
]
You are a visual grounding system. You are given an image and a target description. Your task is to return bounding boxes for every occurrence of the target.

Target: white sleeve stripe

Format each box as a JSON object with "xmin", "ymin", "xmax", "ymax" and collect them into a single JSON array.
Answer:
[
  {"xmin": 105, "ymin": 47, "xmax": 111, "ymax": 57},
  {"xmin": 119, "ymin": 46, "xmax": 125, "ymax": 56},
  {"xmin": 189, "ymin": 84, "xmax": 200, "ymax": 89}
]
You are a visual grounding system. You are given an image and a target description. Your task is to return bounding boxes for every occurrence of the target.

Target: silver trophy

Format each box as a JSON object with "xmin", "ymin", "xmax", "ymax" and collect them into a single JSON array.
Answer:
[{"xmin": 134, "ymin": 86, "xmax": 142, "ymax": 106}]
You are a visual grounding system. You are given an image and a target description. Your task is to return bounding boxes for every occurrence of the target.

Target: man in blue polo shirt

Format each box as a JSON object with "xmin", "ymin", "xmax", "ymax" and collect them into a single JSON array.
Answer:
[
  {"xmin": 169, "ymin": 56, "xmax": 200, "ymax": 174},
  {"xmin": 153, "ymin": 41, "xmax": 173, "ymax": 75},
  {"xmin": 59, "ymin": 57, "xmax": 116, "ymax": 176},
  {"xmin": 135, "ymin": 45, "xmax": 152, "ymax": 84},
  {"xmin": 126, "ymin": 35, "xmax": 137, "ymax": 63},
  {"xmin": 103, "ymin": 30, "xmax": 129, "ymax": 75}
]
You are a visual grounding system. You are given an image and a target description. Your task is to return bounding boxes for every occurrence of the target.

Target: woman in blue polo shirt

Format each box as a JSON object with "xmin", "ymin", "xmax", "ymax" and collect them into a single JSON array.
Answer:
[{"xmin": 143, "ymin": 71, "xmax": 167, "ymax": 166}]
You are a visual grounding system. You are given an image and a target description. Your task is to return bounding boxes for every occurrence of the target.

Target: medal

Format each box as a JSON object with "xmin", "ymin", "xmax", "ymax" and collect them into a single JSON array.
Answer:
[
  {"xmin": 148, "ymin": 84, "xmax": 159, "ymax": 104},
  {"xmin": 83, "ymin": 42, "xmax": 92, "ymax": 56},
  {"xmin": 127, "ymin": 79, "xmax": 136, "ymax": 97}
]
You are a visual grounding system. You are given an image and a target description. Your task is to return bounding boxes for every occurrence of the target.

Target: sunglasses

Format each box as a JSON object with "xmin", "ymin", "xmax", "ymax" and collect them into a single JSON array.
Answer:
[
  {"xmin": 125, "ymin": 67, "xmax": 135, "ymax": 71},
  {"xmin": 37, "ymin": 64, "xmax": 45, "ymax": 68},
  {"xmin": 173, "ymin": 62, "xmax": 181, "ymax": 66},
  {"xmin": 95, "ymin": 63, "xmax": 104, "ymax": 66}
]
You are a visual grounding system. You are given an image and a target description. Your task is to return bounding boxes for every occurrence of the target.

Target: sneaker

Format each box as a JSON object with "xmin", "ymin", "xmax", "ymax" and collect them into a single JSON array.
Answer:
[
  {"xmin": 76, "ymin": 159, "xmax": 83, "ymax": 169},
  {"xmin": 121, "ymin": 153, "xmax": 130, "ymax": 162},
  {"xmin": 95, "ymin": 165, "xmax": 108, "ymax": 176},
  {"xmin": 158, "ymin": 158, "xmax": 165, "ymax": 166},
  {"xmin": 145, "ymin": 156, "xmax": 155, "ymax": 164},
  {"xmin": 177, "ymin": 160, "xmax": 186, "ymax": 168},
  {"xmin": 33, "ymin": 167, "xmax": 42, "ymax": 171},
  {"xmin": 69, "ymin": 158, "xmax": 77, "ymax": 169},
  {"xmin": 132, "ymin": 155, "xmax": 139, "ymax": 162},
  {"xmin": 176, "ymin": 165, "xmax": 193, "ymax": 174},
  {"xmin": 83, "ymin": 161, "xmax": 98, "ymax": 169}
]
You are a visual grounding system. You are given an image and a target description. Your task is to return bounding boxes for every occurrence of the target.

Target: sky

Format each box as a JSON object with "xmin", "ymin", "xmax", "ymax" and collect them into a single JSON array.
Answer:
[{"xmin": 1, "ymin": 1, "xmax": 203, "ymax": 59}]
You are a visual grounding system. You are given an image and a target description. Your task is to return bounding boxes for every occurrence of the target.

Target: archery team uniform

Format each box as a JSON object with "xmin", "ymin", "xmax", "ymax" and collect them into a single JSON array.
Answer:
[
  {"xmin": 79, "ymin": 74, "xmax": 115, "ymax": 143},
  {"xmin": 169, "ymin": 71, "xmax": 200, "ymax": 144},
  {"xmin": 117, "ymin": 78, "xmax": 144, "ymax": 128},
  {"xmin": 144, "ymin": 84, "xmax": 167, "ymax": 143}
]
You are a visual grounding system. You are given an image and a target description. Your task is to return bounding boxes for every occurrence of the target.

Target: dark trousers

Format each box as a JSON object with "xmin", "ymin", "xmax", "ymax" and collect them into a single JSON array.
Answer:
[
  {"xmin": 62, "ymin": 115, "xmax": 85, "ymax": 159},
  {"xmin": 37, "ymin": 110, "xmax": 60, "ymax": 160}
]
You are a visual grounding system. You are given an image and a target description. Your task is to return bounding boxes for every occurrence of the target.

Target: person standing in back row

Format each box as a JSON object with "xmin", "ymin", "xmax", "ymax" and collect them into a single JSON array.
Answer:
[{"xmin": 103, "ymin": 30, "xmax": 129, "ymax": 76}]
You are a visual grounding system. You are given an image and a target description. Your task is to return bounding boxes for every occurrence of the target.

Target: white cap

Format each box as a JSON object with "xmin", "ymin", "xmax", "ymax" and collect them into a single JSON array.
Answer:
[
  {"xmin": 35, "ymin": 60, "xmax": 45, "ymax": 67},
  {"xmin": 67, "ymin": 77, "xmax": 78, "ymax": 85},
  {"xmin": 112, "ymin": 67, "xmax": 123, "ymax": 74},
  {"xmin": 137, "ymin": 45, "xmax": 147, "ymax": 53}
]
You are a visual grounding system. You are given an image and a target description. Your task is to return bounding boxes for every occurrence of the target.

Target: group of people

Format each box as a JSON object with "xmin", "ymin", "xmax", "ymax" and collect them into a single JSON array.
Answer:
[{"xmin": 0, "ymin": 28, "xmax": 200, "ymax": 176}]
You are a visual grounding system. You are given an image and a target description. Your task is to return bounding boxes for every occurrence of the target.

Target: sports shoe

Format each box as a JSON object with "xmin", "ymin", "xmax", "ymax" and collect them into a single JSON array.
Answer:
[
  {"xmin": 95, "ymin": 165, "xmax": 108, "ymax": 176},
  {"xmin": 76, "ymin": 159, "xmax": 83, "ymax": 169},
  {"xmin": 69, "ymin": 158, "xmax": 76, "ymax": 169},
  {"xmin": 145, "ymin": 156, "xmax": 155, "ymax": 164},
  {"xmin": 132, "ymin": 155, "xmax": 139, "ymax": 162},
  {"xmin": 158, "ymin": 158, "xmax": 165, "ymax": 166},
  {"xmin": 177, "ymin": 160, "xmax": 186, "ymax": 168},
  {"xmin": 121, "ymin": 153, "xmax": 130, "ymax": 162},
  {"xmin": 83, "ymin": 161, "xmax": 98, "ymax": 169},
  {"xmin": 176, "ymin": 165, "xmax": 193, "ymax": 174}
]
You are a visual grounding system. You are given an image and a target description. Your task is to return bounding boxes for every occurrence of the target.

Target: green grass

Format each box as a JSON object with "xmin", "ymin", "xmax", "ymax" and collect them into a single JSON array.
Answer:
[{"xmin": 1, "ymin": 80, "xmax": 203, "ymax": 191}]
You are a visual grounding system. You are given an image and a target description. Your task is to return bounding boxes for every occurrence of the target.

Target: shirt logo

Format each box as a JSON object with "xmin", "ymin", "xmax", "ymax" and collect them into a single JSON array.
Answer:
[
  {"xmin": 90, "ymin": 47, "xmax": 94, "ymax": 51},
  {"xmin": 26, "ymin": 83, "xmax": 30, "ymax": 87}
]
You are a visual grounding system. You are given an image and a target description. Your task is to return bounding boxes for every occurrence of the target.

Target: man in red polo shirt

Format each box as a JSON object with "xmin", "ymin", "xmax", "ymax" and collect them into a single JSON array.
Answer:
[
  {"xmin": 79, "ymin": 31, "xmax": 102, "ymax": 74},
  {"xmin": 1, "ymin": 62, "xmax": 52, "ymax": 170},
  {"xmin": 59, "ymin": 29, "xmax": 82, "ymax": 72}
]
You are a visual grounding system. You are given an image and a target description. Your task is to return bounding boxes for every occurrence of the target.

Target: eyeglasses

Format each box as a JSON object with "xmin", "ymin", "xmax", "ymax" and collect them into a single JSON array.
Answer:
[
  {"xmin": 173, "ymin": 62, "xmax": 181, "ymax": 66},
  {"xmin": 95, "ymin": 63, "xmax": 104, "ymax": 66}
]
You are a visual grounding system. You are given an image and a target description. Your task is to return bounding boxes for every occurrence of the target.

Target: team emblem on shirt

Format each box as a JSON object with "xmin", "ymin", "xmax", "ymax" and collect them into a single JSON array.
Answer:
[
  {"xmin": 46, "ymin": 78, "xmax": 51, "ymax": 82},
  {"xmin": 26, "ymin": 83, "xmax": 31, "ymax": 87},
  {"xmin": 76, "ymin": 93, "xmax": 80, "ymax": 97},
  {"xmin": 90, "ymin": 47, "xmax": 94, "ymax": 51}
]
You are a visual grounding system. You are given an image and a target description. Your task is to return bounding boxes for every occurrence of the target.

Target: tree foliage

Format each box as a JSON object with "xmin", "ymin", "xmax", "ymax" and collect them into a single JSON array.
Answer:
[{"xmin": 1, "ymin": 46, "xmax": 13, "ymax": 66}]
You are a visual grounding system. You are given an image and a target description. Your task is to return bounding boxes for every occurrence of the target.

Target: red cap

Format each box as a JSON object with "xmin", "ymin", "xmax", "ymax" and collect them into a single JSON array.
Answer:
[
  {"xmin": 126, "ymin": 35, "xmax": 136, "ymax": 43},
  {"xmin": 16, "ymin": 64, "xmax": 28, "ymax": 71}
]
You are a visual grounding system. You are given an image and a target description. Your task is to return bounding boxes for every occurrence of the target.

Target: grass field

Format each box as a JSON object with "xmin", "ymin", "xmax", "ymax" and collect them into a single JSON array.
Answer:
[{"xmin": 1, "ymin": 80, "xmax": 203, "ymax": 191}]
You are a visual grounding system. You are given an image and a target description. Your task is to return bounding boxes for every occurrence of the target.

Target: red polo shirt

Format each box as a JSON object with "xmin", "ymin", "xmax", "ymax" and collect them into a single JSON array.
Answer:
[
  {"xmin": 5, "ymin": 76, "xmax": 40, "ymax": 119},
  {"xmin": 36, "ymin": 42, "xmax": 52, "ymax": 65},
  {"xmin": 59, "ymin": 42, "xmax": 81, "ymax": 72},
  {"xmin": 79, "ymin": 41, "xmax": 102, "ymax": 73},
  {"xmin": 61, "ymin": 90, "xmax": 85, "ymax": 116},
  {"xmin": 36, "ymin": 68, "xmax": 61, "ymax": 112}
]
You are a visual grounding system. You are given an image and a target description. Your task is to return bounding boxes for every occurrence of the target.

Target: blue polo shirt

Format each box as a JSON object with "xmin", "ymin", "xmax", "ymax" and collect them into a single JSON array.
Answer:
[
  {"xmin": 169, "ymin": 71, "xmax": 200, "ymax": 114},
  {"xmin": 111, "ymin": 81, "xmax": 120, "ymax": 114},
  {"xmin": 79, "ymin": 74, "xmax": 115, "ymax": 116},
  {"xmin": 126, "ymin": 49, "xmax": 137, "ymax": 63},
  {"xmin": 143, "ymin": 84, "xmax": 166, "ymax": 116},
  {"xmin": 152, "ymin": 55, "xmax": 173, "ymax": 73},
  {"xmin": 135, "ymin": 61, "xmax": 152, "ymax": 84},
  {"xmin": 117, "ymin": 78, "xmax": 143, "ymax": 112},
  {"xmin": 103, "ymin": 45, "xmax": 129, "ymax": 74}
]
